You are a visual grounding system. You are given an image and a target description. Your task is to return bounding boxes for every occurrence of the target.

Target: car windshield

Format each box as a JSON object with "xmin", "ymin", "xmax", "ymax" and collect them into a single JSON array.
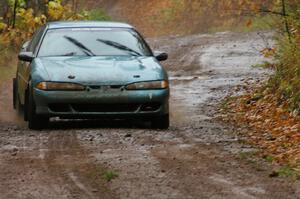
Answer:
[{"xmin": 38, "ymin": 28, "xmax": 152, "ymax": 57}]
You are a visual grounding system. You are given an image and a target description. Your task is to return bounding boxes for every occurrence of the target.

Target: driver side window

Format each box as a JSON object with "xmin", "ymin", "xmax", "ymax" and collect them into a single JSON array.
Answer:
[{"xmin": 28, "ymin": 26, "xmax": 45, "ymax": 53}]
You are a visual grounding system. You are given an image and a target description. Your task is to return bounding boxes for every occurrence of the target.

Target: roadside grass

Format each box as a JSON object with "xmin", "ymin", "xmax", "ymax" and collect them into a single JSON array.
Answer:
[
  {"xmin": 208, "ymin": 15, "xmax": 277, "ymax": 33},
  {"xmin": 220, "ymin": 96, "xmax": 240, "ymax": 111},
  {"xmin": 87, "ymin": 165, "xmax": 119, "ymax": 184},
  {"xmin": 160, "ymin": 0, "xmax": 184, "ymax": 23},
  {"xmin": 103, "ymin": 170, "xmax": 119, "ymax": 182},
  {"xmin": 143, "ymin": 1, "xmax": 278, "ymax": 36},
  {"xmin": 271, "ymin": 166, "xmax": 300, "ymax": 180},
  {"xmin": 234, "ymin": 15, "xmax": 276, "ymax": 32},
  {"xmin": 277, "ymin": 166, "xmax": 296, "ymax": 178},
  {"xmin": 264, "ymin": 155, "xmax": 275, "ymax": 163},
  {"xmin": 237, "ymin": 134, "xmax": 300, "ymax": 180},
  {"xmin": 252, "ymin": 61, "xmax": 275, "ymax": 69},
  {"xmin": 220, "ymin": 85, "xmax": 300, "ymax": 181},
  {"xmin": 219, "ymin": 11, "xmax": 300, "ymax": 177},
  {"xmin": 84, "ymin": 9, "xmax": 111, "ymax": 21}
]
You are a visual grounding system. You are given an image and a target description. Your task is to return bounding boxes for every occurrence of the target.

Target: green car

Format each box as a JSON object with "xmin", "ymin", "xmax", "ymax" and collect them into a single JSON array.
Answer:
[{"xmin": 13, "ymin": 21, "xmax": 169, "ymax": 130}]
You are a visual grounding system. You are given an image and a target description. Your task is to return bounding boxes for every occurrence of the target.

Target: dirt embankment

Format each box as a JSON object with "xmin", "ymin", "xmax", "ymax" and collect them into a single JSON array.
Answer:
[{"xmin": 80, "ymin": 0, "xmax": 247, "ymax": 37}]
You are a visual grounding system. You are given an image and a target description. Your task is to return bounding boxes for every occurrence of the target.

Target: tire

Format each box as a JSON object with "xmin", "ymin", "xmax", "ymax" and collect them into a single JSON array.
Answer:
[
  {"xmin": 13, "ymin": 78, "xmax": 17, "ymax": 109},
  {"xmin": 151, "ymin": 114, "xmax": 169, "ymax": 129},
  {"xmin": 13, "ymin": 78, "xmax": 23, "ymax": 114},
  {"xmin": 26, "ymin": 82, "xmax": 48, "ymax": 130},
  {"xmin": 24, "ymin": 89, "xmax": 29, "ymax": 121}
]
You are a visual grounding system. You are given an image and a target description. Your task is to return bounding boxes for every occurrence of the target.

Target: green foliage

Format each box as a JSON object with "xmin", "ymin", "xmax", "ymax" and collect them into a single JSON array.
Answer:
[
  {"xmin": 84, "ymin": 9, "xmax": 111, "ymax": 21},
  {"xmin": 269, "ymin": 26, "xmax": 300, "ymax": 111},
  {"xmin": 276, "ymin": 166, "xmax": 297, "ymax": 178},
  {"xmin": 161, "ymin": 1, "xmax": 183, "ymax": 21},
  {"xmin": 239, "ymin": 15, "xmax": 277, "ymax": 32},
  {"xmin": 253, "ymin": 61, "xmax": 274, "ymax": 69},
  {"xmin": 7, "ymin": 0, "xmax": 26, "ymax": 8},
  {"xmin": 145, "ymin": 0, "xmax": 280, "ymax": 35},
  {"xmin": 103, "ymin": 170, "xmax": 118, "ymax": 182},
  {"xmin": 264, "ymin": 155, "xmax": 275, "ymax": 163},
  {"xmin": 250, "ymin": 1, "xmax": 300, "ymax": 113},
  {"xmin": 208, "ymin": 15, "xmax": 277, "ymax": 33}
]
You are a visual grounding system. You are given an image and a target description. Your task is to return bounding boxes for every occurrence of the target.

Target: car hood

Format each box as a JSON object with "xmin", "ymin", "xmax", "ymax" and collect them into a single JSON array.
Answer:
[{"xmin": 35, "ymin": 56, "xmax": 167, "ymax": 85}]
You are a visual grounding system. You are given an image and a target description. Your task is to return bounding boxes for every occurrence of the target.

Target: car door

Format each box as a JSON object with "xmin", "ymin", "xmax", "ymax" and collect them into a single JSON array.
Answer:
[{"xmin": 17, "ymin": 26, "xmax": 45, "ymax": 104}]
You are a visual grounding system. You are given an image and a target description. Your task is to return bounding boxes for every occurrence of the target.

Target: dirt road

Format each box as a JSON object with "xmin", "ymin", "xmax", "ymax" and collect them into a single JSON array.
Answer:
[{"xmin": 0, "ymin": 31, "xmax": 299, "ymax": 199}]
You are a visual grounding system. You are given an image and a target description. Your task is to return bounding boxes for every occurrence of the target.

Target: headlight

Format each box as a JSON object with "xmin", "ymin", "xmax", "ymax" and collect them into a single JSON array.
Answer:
[
  {"xmin": 126, "ymin": 80, "xmax": 169, "ymax": 90},
  {"xmin": 35, "ymin": 82, "xmax": 85, "ymax": 91}
]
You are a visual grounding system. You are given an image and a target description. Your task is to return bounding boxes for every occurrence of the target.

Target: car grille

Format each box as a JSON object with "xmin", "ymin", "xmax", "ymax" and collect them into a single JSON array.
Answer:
[
  {"xmin": 72, "ymin": 104, "xmax": 139, "ymax": 112},
  {"xmin": 49, "ymin": 102, "xmax": 162, "ymax": 113},
  {"xmin": 140, "ymin": 103, "xmax": 161, "ymax": 112},
  {"xmin": 49, "ymin": 103, "xmax": 141, "ymax": 113}
]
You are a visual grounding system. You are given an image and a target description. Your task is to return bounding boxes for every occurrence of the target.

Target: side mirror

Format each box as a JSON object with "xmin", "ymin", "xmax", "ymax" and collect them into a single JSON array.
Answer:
[
  {"xmin": 18, "ymin": 52, "xmax": 34, "ymax": 62},
  {"xmin": 154, "ymin": 51, "xmax": 168, "ymax": 62},
  {"xmin": 21, "ymin": 40, "xmax": 30, "ymax": 51}
]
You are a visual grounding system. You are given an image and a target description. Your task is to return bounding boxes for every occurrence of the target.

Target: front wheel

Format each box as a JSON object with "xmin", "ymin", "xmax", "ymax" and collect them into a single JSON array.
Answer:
[
  {"xmin": 13, "ymin": 78, "xmax": 23, "ymax": 113},
  {"xmin": 13, "ymin": 78, "xmax": 17, "ymax": 109},
  {"xmin": 151, "ymin": 114, "xmax": 169, "ymax": 129},
  {"xmin": 26, "ymin": 83, "xmax": 48, "ymax": 130}
]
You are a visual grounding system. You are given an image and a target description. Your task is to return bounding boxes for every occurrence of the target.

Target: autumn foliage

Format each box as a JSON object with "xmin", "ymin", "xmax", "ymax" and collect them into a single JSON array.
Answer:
[
  {"xmin": 0, "ymin": 0, "xmax": 85, "ymax": 50},
  {"xmin": 223, "ymin": 93, "xmax": 300, "ymax": 168},
  {"xmin": 223, "ymin": 0, "xmax": 300, "ymax": 170}
]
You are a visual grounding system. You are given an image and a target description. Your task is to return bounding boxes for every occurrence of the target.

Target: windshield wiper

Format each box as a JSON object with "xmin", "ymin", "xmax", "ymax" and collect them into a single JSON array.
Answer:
[
  {"xmin": 96, "ymin": 39, "xmax": 142, "ymax": 56},
  {"xmin": 64, "ymin": 36, "xmax": 95, "ymax": 56},
  {"xmin": 56, "ymin": 52, "xmax": 77, "ymax": 56}
]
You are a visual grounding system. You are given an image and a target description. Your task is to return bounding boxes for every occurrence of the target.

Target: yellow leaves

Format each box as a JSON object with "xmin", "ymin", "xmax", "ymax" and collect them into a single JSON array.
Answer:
[
  {"xmin": 34, "ymin": 15, "xmax": 47, "ymax": 25},
  {"xmin": 0, "ymin": 8, "xmax": 47, "ymax": 48},
  {"xmin": 0, "ymin": 16, "xmax": 7, "ymax": 31},
  {"xmin": 47, "ymin": 0, "xmax": 84, "ymax": 21},
  {"xmin": 260, "ymin": 47, "xmax": 277, "ymax": 58},
  {"xmin": 48, "ymin": 0, "xmax": 64, "ymax": 20},
  {"xmin": 17, "ymin": 8, "xmax": 39, "ymax": 32},
  {"xmin": 0, "ymin": 22, "xmax": 7, "ymax": 31},
  {"xmin": 0, "ymin": 1, "xmax": 87, "ymax": 49}
]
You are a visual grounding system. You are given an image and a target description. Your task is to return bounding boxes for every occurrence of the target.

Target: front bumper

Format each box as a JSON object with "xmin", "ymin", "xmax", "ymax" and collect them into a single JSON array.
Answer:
[{"xmin": 33, "ymin": 87, "xmax": 169, "ymax": 119}]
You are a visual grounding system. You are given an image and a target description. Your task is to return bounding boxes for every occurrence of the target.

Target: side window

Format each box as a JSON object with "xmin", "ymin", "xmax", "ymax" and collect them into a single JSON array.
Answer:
[{"xmin": 28, "ymin": 26, "xmax": 45, "ymax": 53}]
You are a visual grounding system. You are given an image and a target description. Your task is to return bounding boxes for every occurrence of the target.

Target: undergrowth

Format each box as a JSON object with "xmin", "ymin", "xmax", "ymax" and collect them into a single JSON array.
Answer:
[
  {"xmin": 220, "ymin": 5, "xmax": 300, "ymax": 173},
  {"xmin": 84, "ymin": 8, "xmax": 111, "ymax": 21},
  {"xmin": 267, "ymin": 34, "xmax": 300, "ymax": 113}
]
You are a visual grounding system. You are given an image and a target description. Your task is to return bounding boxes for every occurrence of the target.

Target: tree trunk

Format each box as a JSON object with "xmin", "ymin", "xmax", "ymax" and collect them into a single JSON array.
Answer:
[
  {"xmin": 281, "ymin": 0, "xmax": 291, "ymax": 41},
  {"xmin": 12, "ymin": 0, "xmax": 18, "ymax": 28}
]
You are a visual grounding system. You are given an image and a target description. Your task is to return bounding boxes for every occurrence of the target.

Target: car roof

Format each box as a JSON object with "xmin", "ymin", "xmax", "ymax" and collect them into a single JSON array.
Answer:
[{"xmin": 47, "ymin": 21, "xmax": 134, "ymax": 29}]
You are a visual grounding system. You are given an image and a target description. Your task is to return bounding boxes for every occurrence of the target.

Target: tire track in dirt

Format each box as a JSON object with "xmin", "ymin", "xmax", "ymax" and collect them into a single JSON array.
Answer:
[
  {"xmin": 43, "ymin": 130, "xmax": 117, "ymax": 199},
  {"xmin": 0, "ymin": 128, "xmax": 117, "ymax": 199},
  {"xmin": 0, "ymin": 31, "xmax": 300, "ymax": 199}
]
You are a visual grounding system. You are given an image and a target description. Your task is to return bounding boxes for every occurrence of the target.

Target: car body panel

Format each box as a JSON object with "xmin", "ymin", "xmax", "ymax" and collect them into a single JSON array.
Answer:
[
  {"xmin": 34, "ymin": 88, "xmax": 169, "ymax": 118},
  {"xmin": 32, "ymin": 56, "xmax": 167, "ymax": 86},
  {"xmin": 47, "ymin": 21, "xmax": 134, "ymax": 29},
  {"xmin": 16, "ymin": 21, "xmax": 169, "ymax": 120}
]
